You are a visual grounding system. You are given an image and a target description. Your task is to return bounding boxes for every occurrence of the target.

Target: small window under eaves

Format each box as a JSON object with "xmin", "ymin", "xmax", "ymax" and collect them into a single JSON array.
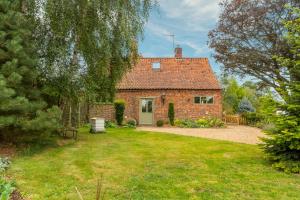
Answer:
[{"xmin": 152, "ymin": 62, "xmax": 160, "ymax": 70}]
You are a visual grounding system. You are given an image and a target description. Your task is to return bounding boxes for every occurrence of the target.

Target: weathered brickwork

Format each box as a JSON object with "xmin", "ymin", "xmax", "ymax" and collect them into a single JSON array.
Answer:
[
  {"xmin": 116, "ymin": 89, "xmax": 222, "ymax": 124},
  {"xmin": 89, "ymin": 104, "xmax": 115, "ymax": 121}
]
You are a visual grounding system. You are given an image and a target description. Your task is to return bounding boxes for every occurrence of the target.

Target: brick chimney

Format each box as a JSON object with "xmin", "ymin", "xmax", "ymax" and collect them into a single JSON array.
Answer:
[{"xmin": 174, "ymin": 46, "xmax": 182, "ymax": 58}]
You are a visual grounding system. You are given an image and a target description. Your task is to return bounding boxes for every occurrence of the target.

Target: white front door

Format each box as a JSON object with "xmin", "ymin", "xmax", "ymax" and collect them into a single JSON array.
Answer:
[{"xmin": 139, "ymin": 98, "xmax": 154, "ymax": 125}]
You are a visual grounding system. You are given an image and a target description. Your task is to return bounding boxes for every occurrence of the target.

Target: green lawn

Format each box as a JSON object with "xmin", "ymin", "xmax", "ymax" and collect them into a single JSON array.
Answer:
[{"xmin": 7, "ymin": 128, "xmax": 300, "ymax": 200}]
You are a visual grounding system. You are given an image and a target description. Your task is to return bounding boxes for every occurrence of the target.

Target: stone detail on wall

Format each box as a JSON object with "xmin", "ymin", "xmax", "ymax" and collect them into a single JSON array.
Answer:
[{"xmin": 89, "ymin": 103, "xmax": 115, "ymax": 121}]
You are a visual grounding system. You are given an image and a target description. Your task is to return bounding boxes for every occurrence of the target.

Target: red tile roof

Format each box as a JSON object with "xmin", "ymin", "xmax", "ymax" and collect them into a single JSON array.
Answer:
[{"xmin": 117, "ymin": 57, "xmax": 221, "ymax": 90}]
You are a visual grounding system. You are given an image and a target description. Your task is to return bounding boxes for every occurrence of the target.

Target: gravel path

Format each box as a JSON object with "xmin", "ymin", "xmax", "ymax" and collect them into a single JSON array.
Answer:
[{"xmin": 137, "ymin": 125, "xmax": 265, "ymax": 145}]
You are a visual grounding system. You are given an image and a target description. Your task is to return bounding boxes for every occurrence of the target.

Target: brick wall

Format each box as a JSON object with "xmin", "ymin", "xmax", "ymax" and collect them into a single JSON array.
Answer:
[
  {"xmin": 116, "ymin": 89, "xmax": 222, "ymax": 124},
  {"xmin": 89, "ymin": 103, "xmax": 115, "ymax": 121}
]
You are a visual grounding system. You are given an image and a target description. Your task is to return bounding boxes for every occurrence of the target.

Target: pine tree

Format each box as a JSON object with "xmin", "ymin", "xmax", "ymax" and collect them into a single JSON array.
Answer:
[
  {"xmin": 262, "ymin": 7, "xmax": 300, "ymax": 173},
  {"xmin": 0, "ymin": 0, "xmax": 61, "ymax": 141},
  {"xmin": 238, "ymin": 97, "xmax": 255, "ymax": 113}
]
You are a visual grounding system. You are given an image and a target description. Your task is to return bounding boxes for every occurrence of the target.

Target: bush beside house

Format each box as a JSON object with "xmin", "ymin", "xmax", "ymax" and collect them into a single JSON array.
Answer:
[
  {"xmin": 126, "ymin": 119, "xmax": 137, "ymax": 128},
  {"xmin": 156, "ymin": 120, "xmax": 164, "ymax": 127},
  {"xmin": 114, "ymin": 100, "xmax": 125, "ymax": 126},
  {"xmin": 175, "ymin": 118, "xmax": 225, "ymax": 128},
  {"xmin": 168, "ymin": 103, "xmax": 175, "ymax": 126}
]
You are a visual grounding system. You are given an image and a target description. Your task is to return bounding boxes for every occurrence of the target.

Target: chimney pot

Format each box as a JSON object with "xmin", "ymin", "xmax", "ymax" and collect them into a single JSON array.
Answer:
[{"xmin": 175, "ymin": 46, "xmax": 182, "ymax": 58}]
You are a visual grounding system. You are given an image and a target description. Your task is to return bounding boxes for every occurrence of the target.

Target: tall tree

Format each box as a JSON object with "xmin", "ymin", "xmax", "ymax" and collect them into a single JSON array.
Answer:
[
  {"xmin": 0, "ymin": 0, "xmax": 61, "ymax": 141},
  {"xmin": 262, "ymin": 7, "xmax": 300, "ymax": 173},
  {"xmin": 29, "ymin": 0, "xmax": 155, "ymax": 105},
  {"xmin": 209, "ymin": 0, "xmax": 299, "ymax": 101},
  {"xmin": 221, "ymin": 77, "xmax": 258, "ymax": 114}
]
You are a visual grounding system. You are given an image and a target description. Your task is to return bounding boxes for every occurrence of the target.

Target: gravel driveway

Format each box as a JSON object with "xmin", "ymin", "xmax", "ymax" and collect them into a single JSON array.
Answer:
[{"xmin": 137, "ymin": 125, "xmax": 265, "ymax": 145}]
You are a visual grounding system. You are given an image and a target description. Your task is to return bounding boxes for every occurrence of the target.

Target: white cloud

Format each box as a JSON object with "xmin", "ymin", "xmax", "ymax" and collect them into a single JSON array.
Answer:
[
  {"xmin": 146, "ymin": 21, "xmax": 172, "ymax": 38},
  {"xmin": 145, "ymin": 20, "xmax": 212, "ymax": 56},
  {"xmin": 141, "ymin": 0, "xmax": 221, "ymax": 58},
  {"xmin": 158, "ymin": 0, "xmax": 221, "ymax": 32}
]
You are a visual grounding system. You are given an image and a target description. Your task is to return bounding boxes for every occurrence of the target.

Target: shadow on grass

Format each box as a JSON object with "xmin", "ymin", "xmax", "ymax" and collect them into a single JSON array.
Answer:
[{"xmin": 17, "ymin": 136, "xmax": 77, "ymax": 157}]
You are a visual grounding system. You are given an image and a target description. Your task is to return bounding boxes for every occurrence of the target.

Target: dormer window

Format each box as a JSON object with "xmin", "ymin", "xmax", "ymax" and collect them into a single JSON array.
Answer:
[{"xmin": 152, "ymin": 62, "xmax": 160, "ymax": 70}]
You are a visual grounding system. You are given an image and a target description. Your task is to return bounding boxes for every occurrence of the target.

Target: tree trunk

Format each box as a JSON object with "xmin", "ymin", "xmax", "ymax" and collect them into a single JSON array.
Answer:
[
  {"xmin": 68, "ymin": 103, "xmax": 72, "ymax": 128},
  {"xmin": 77, "ymin": 102, "xmax": 81, "ymax": 128}
]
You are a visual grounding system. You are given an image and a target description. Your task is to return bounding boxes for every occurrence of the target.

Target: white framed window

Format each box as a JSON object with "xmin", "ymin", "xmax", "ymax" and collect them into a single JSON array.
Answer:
[
  {"xmin": 194, "ymin": 96, "xmax": 214, "ymax": 104},
  {"xmin": 152, "ymin": 62, "xmax": 160, "ymax": 70}
]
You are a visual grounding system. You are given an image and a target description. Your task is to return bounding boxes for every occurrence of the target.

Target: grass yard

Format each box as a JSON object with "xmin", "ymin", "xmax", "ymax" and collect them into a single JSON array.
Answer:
[{"xmin": 7, "ymin": 128, "xmax": 300, "ymax": 200}]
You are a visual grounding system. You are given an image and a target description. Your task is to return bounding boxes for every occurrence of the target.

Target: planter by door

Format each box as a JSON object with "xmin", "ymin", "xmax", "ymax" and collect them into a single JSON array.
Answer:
[{"xmin": 139, "ymin": 98, "xmax": 154, "ymax": 125}]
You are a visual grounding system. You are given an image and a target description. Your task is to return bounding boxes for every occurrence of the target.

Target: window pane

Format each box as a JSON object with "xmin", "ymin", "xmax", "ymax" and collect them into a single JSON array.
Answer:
[
  {"xmin": 201, "ymin": 97, "xmax": 207, "ymax": 104},
  {"xmin": 142, "ymin": 100, "xmax": 147, "ymax": 112},
  {"xmin": 207, "ymin": 96, "xmax": 214, "ymax": 104},
  {"xmin": 152, "ymin": 62, "xmax": 160, "ymax": 69},
  {"xmin": 194, "ymin": 97, "xmax": 200, "ymax": 104},
  {"xmin": 147, "ymin": 100, "xmax": 152, "ymax": 113}
]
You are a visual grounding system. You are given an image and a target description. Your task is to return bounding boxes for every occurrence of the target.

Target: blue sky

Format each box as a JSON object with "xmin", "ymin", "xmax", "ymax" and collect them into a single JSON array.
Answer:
[{"xmin": 139, "ymin": 0, "xmax": 222, "ymax": 75}]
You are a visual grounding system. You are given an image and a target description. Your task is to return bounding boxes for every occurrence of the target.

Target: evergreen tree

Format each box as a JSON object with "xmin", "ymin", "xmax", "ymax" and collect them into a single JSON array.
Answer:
[
  {"xmin": 0, "ymin": 0, "xmax": 61, "ymax": 141},
  {"xmin": 262, "ymin": 7, "xmax": 300, "ymax": 173},
  {"xmin": 238, "ymin": 97, "xmax": 255, "ymax": 113},
  {"xmin": 168, "ymin": 103, "xmax": 175, "ymax": 126},
  {"xmin": 222, "ymin": 77, "xmax": 258, "ymax": 114}
]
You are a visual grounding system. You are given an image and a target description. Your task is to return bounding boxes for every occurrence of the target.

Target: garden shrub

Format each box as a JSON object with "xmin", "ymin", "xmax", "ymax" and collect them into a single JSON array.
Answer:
[
  {"xmin": 242, "ymin": 112, "xmax": 262, "ymax": 126},
  {"xmin": 176, "ymin": 119, "xmax": 202, "ymax": 128},
  {"xmin": 0, "ymin": 178, "xmax": 15, "ymax": 200},
  {"xmin": 168, "ymin": 103, "xmax": 175, "ymax": 126},
  {"xmin": 196, "ymin": 118, "xmax": 210, "ymax": 127},
  {"xmin": 174, "ymin": 118, "xmax": 225, "ymax": 128},
  {"xmin": 105, "ymin": 120, "xmax": 117, "ymax": 128},
  {"xmin": 0, "ymin": 158, "xmax": 10, "ymax": 173},
  {"xmin": 259, "ymin": 123, "xmax": 276, "ymax": 132},
  {"xmin": 114, "ymin": 100, "xmax": 125, "ymax": 126},
  {"xmin": 207, "ymin": 118, "xmax": 225, "ymax": 128},
  {"xmin": 174, "ymin": 119, "xmax": 182, "ymax": 127},
  {"xmin": 238, "ymin": 97, "xmax": 256, "ymax": 113},
  {"xmin": 126, "ymin": 119, "xmax": 137, "ymax": 128},
  {"xmin": 156, "ymin": 120, "xmax": 164, "ymax": 127}
]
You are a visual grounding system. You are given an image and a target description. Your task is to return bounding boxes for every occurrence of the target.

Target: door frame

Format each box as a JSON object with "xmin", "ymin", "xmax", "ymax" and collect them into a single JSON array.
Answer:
[{"xmin": 139, "ymin": 98, "xmax": 155, "ymax": 125}]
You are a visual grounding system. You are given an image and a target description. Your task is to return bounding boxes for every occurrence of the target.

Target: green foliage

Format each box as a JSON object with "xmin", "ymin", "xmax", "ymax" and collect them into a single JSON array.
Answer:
[
  {"xmin": 31, "ymin": 0, "xmax": 155, "ymax": 103},
  {"xmin": 0, "ymin": 178, "xmax": 15, "ymax": 200},
  {"xmin": 238, "ymin": 97, "xmax": 255, "ymax": 113},
  {"xmin": 207, "ymin": 118, "xmax": 226, "ymax": 128},
  {"xmin": 175, "ymin": 119, "xmax": 200, "ymax": 128},
  {"xmin": 6, "ymin": 127, "xmax": 300, "ymax": 199},
  {"xmin": 156, "ymin": 120, "xmax": 164, "ymax": 127},
  {"xmin": 222, "ymin": 77, "xmax": 259, "ymax": 114},
  {"xmin": 105, "ymin": 120, "xmax": 117, "ymax": 128},
  {"xmin": 168, "ymin": 103, "xmax": 175, "ymax": 126},
  {"xmin": 262, "ymin": 110, "xmax": 300, "ymax": 173},
  {"xmin": 209, "ymin": 0, "xmax": 300, "ymax": 101},
  {"xmin": 114, "ymin": 100, "xmax": 125, "ymax": 126},
  {"xmin": 21, "ymin": 106, "xmax": 62, "ymax": 134},
  {"xmin": 175, "ymin": 118, "xmax": 225, "ymax": 128},
  {"xmin": 0, "ymin": 0, "xmax": 61, "ymax": 141},
  {"xmin": 126, "ymin": 119, "xmax": 137, "ymax": 128},
  {"xmin": 262, "ymin": 7, "xmax": 300, "ymax": 173},
  {"xmin": 242, "ymin": 112, "xmax": 263, "ymax": 126},
  {"xmin": 0, "ymin": 157, "xmax": 10, "ymax": 173}
]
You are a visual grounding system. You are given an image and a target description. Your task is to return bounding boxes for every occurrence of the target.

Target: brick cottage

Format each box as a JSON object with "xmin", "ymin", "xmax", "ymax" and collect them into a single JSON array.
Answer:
[{"xmin": 116, "ymin": 47, "xmax": 222, "ymax": 125}]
